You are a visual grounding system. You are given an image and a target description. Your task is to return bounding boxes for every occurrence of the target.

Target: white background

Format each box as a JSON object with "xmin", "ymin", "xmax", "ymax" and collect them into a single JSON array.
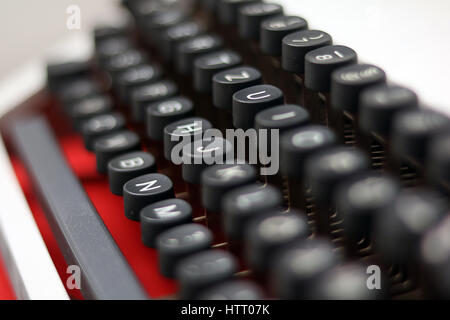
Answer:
[{"xmin": 0, "ymin": 0, "xmax": 449, "ymax": 115}]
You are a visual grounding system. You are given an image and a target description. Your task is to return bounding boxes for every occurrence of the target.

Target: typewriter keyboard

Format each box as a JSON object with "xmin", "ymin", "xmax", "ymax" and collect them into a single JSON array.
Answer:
[{"xmin": 2, "ymin": 0, "xmax": 450, "ymax": 300}]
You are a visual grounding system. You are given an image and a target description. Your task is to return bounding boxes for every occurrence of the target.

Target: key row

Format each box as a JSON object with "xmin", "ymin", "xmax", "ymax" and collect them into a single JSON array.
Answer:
[{"xmin": 44, "ymin": 0, "xmax": 450, "ymax": 300}]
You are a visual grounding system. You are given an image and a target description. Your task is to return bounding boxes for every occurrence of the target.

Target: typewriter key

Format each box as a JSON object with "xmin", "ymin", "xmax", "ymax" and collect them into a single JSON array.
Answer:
[
  {"xmin": 123, "ymin": 173, "xmax": 175, "ymax": 221},
  {"xmin": 117, "ymin": 63, "xmax": 163, "ymax": 103},
  {"xmin": 182, "ymin": 137, "xmax": 233, "ymax": 217},
  {"xmin": 281, "ymin": 30, "xmax": 332, "ymax": 105},
  {"xmin": 108, "ymin": 151, "xmax": 157, "ymax": 195},
  {"xmin": 176, "ymin": 34, "xmax": 224, "ymax": 75},
  {"xmin": 280, "ymin": 125, "xmax": 337, "ymax": 211},
  {"xmin": 255, "ymin": 104, "xmax": 310, "ymax": 187},
  {"xmin": 309, "ymin": 263, "xmax": 387, "ymax": 300},
  {"xmin": 282, "ymin": 30, "xmax": 332, "ymax": 75},
  {"xmin": 175, "ymin": 249, "xmax": 238, "ymax": 299},
  {"xmin": 335, "ymin": 172, "xmax": 401, "ymax": 254},
  {"xmin": 69, "ymin": 95, "xmax": 113, "ymax": 130},
  {"xmin": 141, "ymin": 198, "xmax": 193, "ymax": 248},
  {"xmin": 245, "ymin": 210, "xmax": 309, "ymax": 275},
  {"xmin": 104, "ymin": 49, "xmax": 147, "ymax": 82},
  {"xmin": 94, "ymin": 130, "xmax": 141, "ymax": 173},
  {"xmin": 233, "ymin": 84, "xmax": 284, "ymax": 129},
  {"xmin": 374, "ymin": 188, "xmax": 446, "ymax": 264},
  {"xmin": 157, "ymin": 223, "xmax": 213, "ymax": 278},
  {"xmin": 193, "ymin": 50, "xmax": 242, "ymax": 123},
  {"xmin": 146, "ymin": 96, "xmax": 195, "ymax": 141},
  {"xmin": 202, "ymin": 163, "xmax": 257, "ymax": 241},
  {"xmin": 161, "ymin": 21, "xmax": 206, "ymax": 61},
  {"xmin": 305, "ymin": 146, "xmax": 370, "ymax": 234},
  {"xmin": 392, "ymin": 109, "xmax": 450, "ymax": 167},
  {"xmin": 95, "ymin": 37, "xmax": 133, "ymax": 67},
  {"xmin": 131, "ymin": 80, "xmax": 178, "ymax": 123},
  {"xmin": 141, "ymin": 9, "xmax": 189, "ymax": 45},
  {"xmin": 304, "ymin": 45, "xmax": 357, "ymax": 125},
  {"xmin": 360, "ymin": 84, "xmax": 418, "ymax": 138},
  {"xmin": 272, "ymin": 238, "xmax": 340, "ymax": 299},
  {"xmin": 238, "ymin": 2, "xmax": 283, "ymax": 41},
  {"xmin": 218, "ymin": 0, "xmax": 262, "ymax": 26},
  {"xmin": 330, "ymin": 64, "xmax": 386, "ymax": 141},
  {"xmin": 46, "ymin": 60, "xmax": 91, "ymax": 93},
  {"xmin": 222, "ymin": 184, "xmax": 283, "ymax": 242},
  {"xmin": 194, "ymin": 50, "xmax": 242, "ymax": 93},
  {"xmin": 260, "ymin": 16, "xmax": 308, "ymax": 56},
  {"xmin": 81, "ymin": 112, "xmax": 126, "ymax": 151},
  {"xmin": 213, "ymin": 66, "xmax": 262, "ymax": 131}
]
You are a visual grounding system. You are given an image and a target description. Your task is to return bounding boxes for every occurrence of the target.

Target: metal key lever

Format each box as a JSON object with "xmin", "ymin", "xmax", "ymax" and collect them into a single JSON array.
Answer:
[{"xmin": 10, "ymin": 116, "xmax": 147, "ymax": 300}]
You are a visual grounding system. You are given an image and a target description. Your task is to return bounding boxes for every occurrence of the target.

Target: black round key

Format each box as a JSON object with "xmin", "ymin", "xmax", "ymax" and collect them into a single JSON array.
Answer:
[
  {"xmin": 335, "ymin": 172, "xmax": 400, "ymax": 245},
  {"xmin": 255, "ymin": 104, "xmax": 310, "ymax": 131},
  {"xmin": 108, "ymin": 151, "xmax": 157, "ymax": 195},
  {"xmin": 142, "ymin": 9, "xmax": 189, "ymax": 43},
  {"xmin": 280, "ymin": 125, "xmax": 337, "ymax": 179},
  {"xmin": 46, "ymin": 60, "xmax": 90, "ymax": 93},
  {"xmin": 198, "ymin": 280, "xmax": 264, "ymax": 299},
  {"xmin": 213, "ymin": 66, "xmax": 262, "ymax": 110},
  {"xmin": 260, "ymin": 16, "xmax": 308, "ymax": 56},
  {"xmin": 245, "ymin": 210, "xmax": 310, "ymax": 274},
  {"xmin": 201, "ymin": 163, "xmax": 257, "ymax": 212},
  {"xmin": 218, "ymin": 0, "xmax": 261, "ymax": 25},
  {"xmin": 161, "ymin": 21, "xmax": 205, "ymax": 61},
  {"xmin": 93, "ymin": 25, "xmax": 127, "ymax": 47},
  {"xmin": 427, "ymin": 131, "xmax": 450, "ymax": 192},
  {"xmin": 104, "ymin": 49, "xmax": 147, "ymax": 79},
  {"xmin": 140, "ymin": 198, "xmax": 193, "ymax": 248},
  {"xmin": 176, "ymin": 34, "xmax": 224, "ymax": 75},
  {"xmin": 157, "ymin": 223, "xmax": 213, "ymax": 278},
  {"xmin": 194, "ymin": 50, "xmax": 242, "ymax": 93},
  {"xmin": 359, "ymin": 84, "xmax": 418, "ymax": 137},
  {"xmin": 304, "ymin": 146, "xmax": 370, "ymax": 205},
  {"xmin": 392, "ymin": 109, "xmax": 450, "ymax": 164},
  {"xmin": 309, "ymin": 263, "xmax": 387, "ymax": 300},
  {"xmin": 272, "ymin": 238, "xmax": 340, "ymax": 299},
  {"xmin": 331, "ymin": 64, "xmax": 386, "ymax": 114},
  {"xmin": 420, "ymin": 216, "xmax": 450, "ymax": 299},
  {"xmin": 175, "ymin": 249, "xmax": 238, "ymax": 299},
  {"xmin": 81, "ymin": 112, "xmax": 126, "ymax": 151},
  {"xmin": 238, "ymin": 2, "xmax": 283, "ymax": 41},
  {"xmin": 182, "ymin": 137, "xmax": 234, "ymax": 184},
  {"xmin": 69, "ymin": 95, "xmax": 113, "ymax": 130},
  {"xmin": 58, "ymin": 79, "xmax": 101, "ymax": 108},
  {"xmin": 233, "ymin": 84, "xmax": 284, "ymax": 129},
  {"xmin": 123, "ymin": 173, "xmax": 175, "ymax": 221},
  {"xmin": 131, "ymin": 80, "xmax": 178, "ymax": 123},
  {"xmin": 94, "ymin": 130, "xmax": 141, "ymax": 174},
  {"xmin": 96, "ymin": 37, "xmax": 132, "ymax": 67},
  {"xmin": 222, "ymin": 184, "xmax": 283, "ymax": 241},
  {"xmin": 146, "ymin": 96, "xmax": 195, "ymax": 141},
  {"xmin": 164, "ymin": 117, "xmax": 213, "ymax": 162},
  {"xmin": 305, "ymin": 45, "xmax": 357, "ymax": 92},
  {"xmin": 374, "ymin": 188, "xmax": 446, "ymax": 264},
  {"xmin": 282, "ymin": 30, "xmax": 332, "ymax": 74},
  {"xmin": 117, "ymin": 63, "xmax": 163, "ymax": 103},
  {"xmin": 127, "ymin": 0, "xmax": 165, "ymax": 21}
]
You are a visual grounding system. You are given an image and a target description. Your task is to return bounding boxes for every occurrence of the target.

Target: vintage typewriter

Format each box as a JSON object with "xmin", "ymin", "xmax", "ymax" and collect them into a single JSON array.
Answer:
[{"xmin": 0, "ymin": 0, "xmax": 449, "ymax": 300}]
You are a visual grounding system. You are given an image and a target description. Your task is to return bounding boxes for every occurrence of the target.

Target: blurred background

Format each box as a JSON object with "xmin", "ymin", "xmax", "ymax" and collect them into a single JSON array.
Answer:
[
  {"xmin": 0, "ymin": 0, "xmax": 122, "ymax": 78},
  {"xmin": 0, "ymin": 0, "xmax": 450, "ymax": 114}
]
